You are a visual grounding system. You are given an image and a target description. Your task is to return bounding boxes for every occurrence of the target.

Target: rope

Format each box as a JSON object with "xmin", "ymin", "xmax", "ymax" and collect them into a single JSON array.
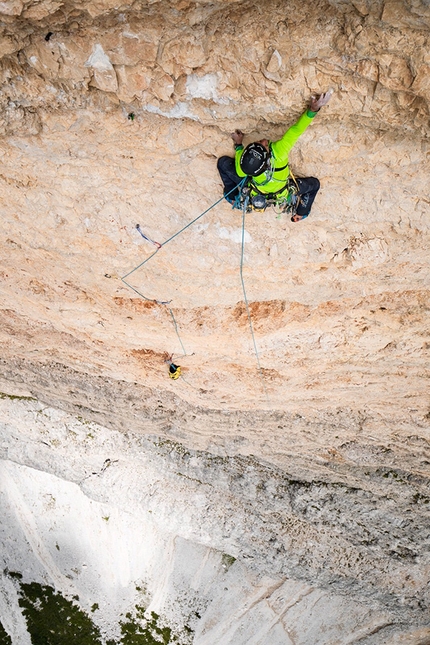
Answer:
[
  {"xmin": 239, "ymin": 206, "xmax": 270, "ymax": 404},
  {"xmin": 176, "ymin": 372, "xmax": 200, "ymax": 390},
  {"xmin": 121, "ymin": 179, "xmax": 247, "ymax": 356},
  {"xmin": 168, "ymin": 307, "xmax": 186, "ymax": 356},
  {"xmin": 122, "ymin": 179, "xmax": 247, "ymax": 283}
]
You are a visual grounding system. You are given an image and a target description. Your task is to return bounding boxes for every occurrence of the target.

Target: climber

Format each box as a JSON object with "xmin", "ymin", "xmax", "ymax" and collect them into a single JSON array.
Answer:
[
  {"xmin": 165, "ymin": 354, "xmax": 181, "ymax": 380},
  {"xmin": 217, "ymin": 90, "xmax": 333, "ymax": 221},
  {"xmin": 168, "ymin": 363, "xmax": 181, "ymax": 379}
]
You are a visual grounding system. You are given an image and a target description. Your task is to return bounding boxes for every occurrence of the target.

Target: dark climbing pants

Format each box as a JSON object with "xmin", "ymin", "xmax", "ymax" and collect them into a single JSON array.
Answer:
[
  {"xmin": 294, "ymin": 177, "xmax": 320, "ymax": 217},
  {"xmin": 217, "ymin": 155, "xmax": 320, "ymax": 216},
  {"xmin": 217, "ymin": 156, "xmax": 243, "ymax": 200}
]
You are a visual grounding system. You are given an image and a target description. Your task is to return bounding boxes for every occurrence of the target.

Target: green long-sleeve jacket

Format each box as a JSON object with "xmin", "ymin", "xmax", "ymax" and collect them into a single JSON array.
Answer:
[{"xmin": 234, "ymin": 110, "xmax": 317, "ymax": 198}]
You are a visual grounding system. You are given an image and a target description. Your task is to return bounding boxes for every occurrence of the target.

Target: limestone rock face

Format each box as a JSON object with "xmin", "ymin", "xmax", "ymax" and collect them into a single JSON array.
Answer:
[{"xmin": 0, "ymin": 0, "xmax": 429, "ymax": 643}]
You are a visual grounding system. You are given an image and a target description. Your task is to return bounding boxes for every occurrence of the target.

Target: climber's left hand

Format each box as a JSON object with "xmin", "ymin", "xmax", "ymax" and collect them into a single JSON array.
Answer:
[{"xmin": 310, "ymin": 89, "xmax": 333, "ymax": 112}]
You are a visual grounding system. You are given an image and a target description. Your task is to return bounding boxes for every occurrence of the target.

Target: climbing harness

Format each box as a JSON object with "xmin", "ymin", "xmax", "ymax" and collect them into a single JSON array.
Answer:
[
  {"xmin": 234, "ymin": 176, "xmax": 301, "ymax": 217},
  {"xmin": 235, "ymin": 141, "xmax": 302, "ymax": 217}
]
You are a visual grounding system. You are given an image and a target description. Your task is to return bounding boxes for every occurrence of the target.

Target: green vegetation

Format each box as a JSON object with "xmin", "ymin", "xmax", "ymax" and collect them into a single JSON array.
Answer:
[
  {"xmin": 0, "ymin": 392, "xmax": 36, "ymax": 401},
  {"xmin": 120, "ymin": 606, "xmax": 173, "ymax": 644},
  {"xmin": 0, "ymin": 621, "xmax": 12, "ymax": 645},
  {"xmin": 381, "ymin": 469, "xmax": 408, "ymax": 483},
  {"xmin": 175, "ymin": 473, "xmax": 204, "ymax": 485},
  {"xmin": 6, "ymin": 575, "xmax": 188, "ymax": 645},
  {"xmin": 412, "ymin": 492, "xmax": 430, "ymax": 504},
  {"xmin": 18, "ymin": 582, "xmax": 103, "ymax": 645},
  {"xmin": 5, "ymin": 571, "xmax": 22, "ymax": 580},
  {"xmin": 154, "ymin": 440, "xmax": 190, "ymax": 459},
  {"xmin": 76, "ymin": 416, "xmax": 91, "ymax": 425},
  {"xmin": 221, "ymin": 554, "xmax": 236, "ymax": 570}
]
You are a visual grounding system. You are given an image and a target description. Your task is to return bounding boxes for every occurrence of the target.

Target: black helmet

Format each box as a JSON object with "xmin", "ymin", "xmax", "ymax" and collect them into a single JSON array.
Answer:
[{"xmin": 240, "ymin": 142, "xmax": 269, "ymax": 176}]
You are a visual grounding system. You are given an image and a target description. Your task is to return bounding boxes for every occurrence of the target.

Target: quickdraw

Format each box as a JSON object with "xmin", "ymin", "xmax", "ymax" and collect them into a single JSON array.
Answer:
[{"xmin": 135, "ymin": 224, "xmax": 162, "ymax": 249}]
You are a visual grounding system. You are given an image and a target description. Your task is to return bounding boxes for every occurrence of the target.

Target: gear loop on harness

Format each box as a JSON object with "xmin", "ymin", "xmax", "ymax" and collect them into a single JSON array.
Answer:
[{"xmin": 233, "ymin": 173, "xmax": 301, "ymax": 217}]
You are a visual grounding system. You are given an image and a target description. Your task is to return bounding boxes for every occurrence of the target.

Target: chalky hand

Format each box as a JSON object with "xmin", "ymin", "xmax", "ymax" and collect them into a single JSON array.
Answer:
[
  {"xmin": 310, "ymin": 88, "xmax": 333, "ymax": 111},
  {"xmin": 231, "ymin": 129, "xmax": 244, "ymax": 145}
]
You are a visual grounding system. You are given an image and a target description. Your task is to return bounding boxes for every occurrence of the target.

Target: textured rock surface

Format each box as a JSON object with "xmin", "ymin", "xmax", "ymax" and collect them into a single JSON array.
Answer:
[
  {"xmin": 0, "ymin": 397, "xmax": 429, "ymax": 644},
  {"xmin": 0, "ymin": 0, "xmax": 429, "ymax": 642}
]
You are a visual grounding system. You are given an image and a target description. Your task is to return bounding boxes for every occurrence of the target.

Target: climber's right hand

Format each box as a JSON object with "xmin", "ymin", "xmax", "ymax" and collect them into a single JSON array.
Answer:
[{"xmin": 231, "ymin": 129, "xmax": 244, "ymax": 145}]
